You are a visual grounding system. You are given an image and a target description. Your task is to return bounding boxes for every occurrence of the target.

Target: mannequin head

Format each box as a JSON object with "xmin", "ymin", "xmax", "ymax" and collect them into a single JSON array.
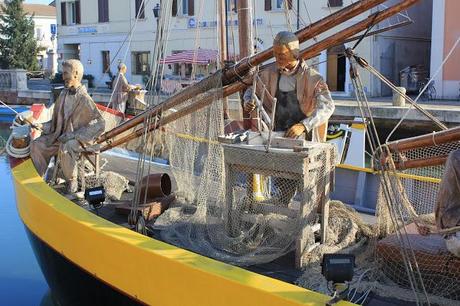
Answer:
[
  {"xmin": 273, "ymin": 31, "xmax": 300, "ymax": 73},
  {"xmin": 62, "ymin": 59, "xmax": 84, "ymax": 89}
]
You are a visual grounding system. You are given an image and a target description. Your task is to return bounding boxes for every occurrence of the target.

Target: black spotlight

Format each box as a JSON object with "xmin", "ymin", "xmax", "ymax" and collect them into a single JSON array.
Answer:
[
  {"xmin": 322, "ymin": 253, "xmax": 355, "ymax": 283},
  {"xmin": 321, "ymin": 254, "xmax": 355, "ymax": 305},
  {"xmin": 84, "ymin": 186, "xmax": 106, "ymax": 209}
]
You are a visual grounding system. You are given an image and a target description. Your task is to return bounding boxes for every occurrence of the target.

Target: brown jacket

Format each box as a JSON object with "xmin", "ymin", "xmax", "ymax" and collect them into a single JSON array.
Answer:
[
  {"xmin": 248, "ymin": 60, "xmax": 334, "ymax": 142},
  {"xmin": 43, "ymin": 86, "xmax": 105, "ymax": 146}
]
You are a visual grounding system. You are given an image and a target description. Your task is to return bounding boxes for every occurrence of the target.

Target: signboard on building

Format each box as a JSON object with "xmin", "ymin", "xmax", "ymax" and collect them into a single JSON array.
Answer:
[
  {"xmin": 188, "ymin": 18, "xmax": 197, "ymax": 28},
  {"xmin": 187, "ymin": 18, "xmax": 263, "ymax": 29},
  {"xmin": 78, "ymin": 27, "xmax": 98, "ymax": 34},
  {"xmin": 50, "ymin": 24, "xmax": 57, "ymax": 35}
]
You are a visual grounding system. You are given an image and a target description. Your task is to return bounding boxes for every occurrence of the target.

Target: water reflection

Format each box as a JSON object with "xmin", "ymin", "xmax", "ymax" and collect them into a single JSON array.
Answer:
[
  {"xmin": 0, "ymin": 123, "xmax": 51, "ymax": 305},
  {"xmin": 39, "ymin": 290, "xmax": 55, "ymax": 306}
]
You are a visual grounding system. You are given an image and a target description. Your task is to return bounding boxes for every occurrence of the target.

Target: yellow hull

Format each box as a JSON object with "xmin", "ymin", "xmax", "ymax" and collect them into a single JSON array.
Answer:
[{"xmin": 12, "ymin": 159, "xmax": 352, "ymax": 306}]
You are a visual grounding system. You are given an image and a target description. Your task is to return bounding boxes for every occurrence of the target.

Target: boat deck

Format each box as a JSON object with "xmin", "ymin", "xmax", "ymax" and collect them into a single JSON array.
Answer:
[{"xmin": 61, "ymin": 151, "xmax": 415, "ymax": 306}]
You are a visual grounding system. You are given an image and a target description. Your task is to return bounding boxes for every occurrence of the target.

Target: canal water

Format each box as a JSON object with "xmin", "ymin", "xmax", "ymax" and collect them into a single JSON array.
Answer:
[{"xmin": 0, "ymin": 122, "xmax": 53, "ymax": 306}]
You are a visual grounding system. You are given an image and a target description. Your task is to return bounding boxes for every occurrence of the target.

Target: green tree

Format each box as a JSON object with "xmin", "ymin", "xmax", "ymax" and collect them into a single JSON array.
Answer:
[{"xmin": 0, "ymin": 0, "xmax": 40, "ymax": 70}]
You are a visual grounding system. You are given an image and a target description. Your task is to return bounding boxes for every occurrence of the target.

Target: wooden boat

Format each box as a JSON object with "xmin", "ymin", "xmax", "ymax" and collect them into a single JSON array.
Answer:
[
  {"xmin": 12, "ymin": 157, "xmax": 345, "ymax": 306},
  {"xmin": 10, "ymin": 1, "xmax": 458, "ymax": 305}
]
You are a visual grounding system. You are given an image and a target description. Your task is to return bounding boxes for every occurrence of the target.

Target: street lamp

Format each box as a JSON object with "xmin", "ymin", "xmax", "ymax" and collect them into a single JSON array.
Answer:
[{"xmin": 153, "ymin": 3, "xmax": 160, "ymax": 19}]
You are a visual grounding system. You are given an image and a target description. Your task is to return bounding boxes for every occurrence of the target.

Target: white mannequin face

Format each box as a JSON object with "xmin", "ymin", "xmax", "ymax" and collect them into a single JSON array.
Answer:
[{"xmin": 62, "ymin": 64, "xmax": 81, "ymax": 88}]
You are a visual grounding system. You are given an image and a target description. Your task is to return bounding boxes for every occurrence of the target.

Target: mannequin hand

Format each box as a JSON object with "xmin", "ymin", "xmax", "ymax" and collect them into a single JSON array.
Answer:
[
  {"xmin": 243, "ymin": 100, "xmax": 256, "ymax": 113},
  {"xmin": 285, "ymin": 123, "xmax": 306, "ymax": 138}
]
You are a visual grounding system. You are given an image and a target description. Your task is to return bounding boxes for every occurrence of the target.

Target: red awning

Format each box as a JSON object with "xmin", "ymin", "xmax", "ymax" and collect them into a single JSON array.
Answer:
[{"xmin": 161, "ymin": 49, "xmax": 218, "ymax": 65}]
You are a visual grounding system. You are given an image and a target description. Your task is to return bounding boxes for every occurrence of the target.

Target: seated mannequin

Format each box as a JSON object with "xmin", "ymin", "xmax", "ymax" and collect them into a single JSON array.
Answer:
[{"xmin": 30, "ymin": 59, "xmax": 105, "ymax": 193}]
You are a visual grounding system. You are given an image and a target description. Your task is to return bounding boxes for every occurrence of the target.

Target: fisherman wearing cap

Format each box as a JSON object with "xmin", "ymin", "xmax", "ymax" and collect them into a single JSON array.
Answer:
[
  {"xmin": 244, "ymin": 31, "xmax": 334, "ymax": 142},
  {"xmin": 243, "ymin": 31, "xmax": 334, "ymax": 206}
]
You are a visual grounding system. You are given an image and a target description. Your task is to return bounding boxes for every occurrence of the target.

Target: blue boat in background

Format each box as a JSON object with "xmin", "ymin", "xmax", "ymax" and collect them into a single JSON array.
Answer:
[{"xmin": 0, "ymin": 106, "xmax": 29, "ymax": 122}]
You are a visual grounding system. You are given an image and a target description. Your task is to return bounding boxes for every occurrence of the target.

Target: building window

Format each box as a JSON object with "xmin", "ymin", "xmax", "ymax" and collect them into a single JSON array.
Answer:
[
  {"xmin": 36, "ymin": 27, "xmax": 44, "ymax": 40},
  {"xmin": 102, "ymin": 51, "xmax": 110, "ymax": 73},
  {"xmin": 135, "ymin": 0, "xmax": 145, "ymax": 19},
  {"xmin": 171, "ymin": 0, "xmax": 194, "ymax": 16},
  {"xmin": 98, "ymin": 0, "xmax": 109, "ymax": 22},
  {"xmin": 328, "ymin": 0, "xmax": 343, "ymax": 7},
  {"xmin": 264, "ymin": 0, "xmax": 292, "ymax": 11},
  {"xmin": 132, "ymin": 52, "xmax": 150, "ymax": 75},
  {"xmin": 61, "ymin": 0, "xmax": 81, "ymax": 25}
]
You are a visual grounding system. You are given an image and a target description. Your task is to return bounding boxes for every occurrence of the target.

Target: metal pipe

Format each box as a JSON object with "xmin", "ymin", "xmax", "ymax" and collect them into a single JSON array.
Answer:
[
  {"xmin": 138, "ymin": 173, "xmax": 172, "ymax": 200},
  {"xmin": 387, "ymin": 127, "xmax": 460, "ymax": 152}
]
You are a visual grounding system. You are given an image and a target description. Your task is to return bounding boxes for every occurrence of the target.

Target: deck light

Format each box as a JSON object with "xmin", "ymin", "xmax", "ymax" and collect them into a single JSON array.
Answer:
[
  {"xmin": 321, "ymin": 253, "xmax": 355, "ymax": 305},
  {"xmin": 84, "ymin": 186, "xmax": 106, "ymax": 209}
]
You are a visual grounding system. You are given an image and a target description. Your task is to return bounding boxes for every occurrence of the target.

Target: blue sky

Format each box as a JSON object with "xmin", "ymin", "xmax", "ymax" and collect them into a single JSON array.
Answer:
[{"xmin": 25, "ymin": 0, "xmax": 53, "ymax": 4}]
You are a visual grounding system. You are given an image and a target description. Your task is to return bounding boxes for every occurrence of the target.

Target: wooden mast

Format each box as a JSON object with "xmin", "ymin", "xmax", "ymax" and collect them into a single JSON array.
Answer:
[
  {"xmin": 219, "ymin": 0, "xmax": 229, "ymax": 119},
  {"xmin": 98, "ymin": 0, "xmax": 422, "ymax": 152},
  {"xmin": 97, "ymin": 0, "xmax": 390, "ymax": 144},
  {"xmin": 237, "ymin": 0, "xmax": 256, "ymax": 130}
]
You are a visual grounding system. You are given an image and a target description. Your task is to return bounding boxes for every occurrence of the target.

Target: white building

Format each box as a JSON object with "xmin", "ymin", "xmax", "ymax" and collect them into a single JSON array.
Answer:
[
  {"xmin": 55, "ymin": 0, "xmax": 432, "ymax": 97},
  {"xmin": 0, "ymin": 1, "xmax": 57, "ymax": 73}
]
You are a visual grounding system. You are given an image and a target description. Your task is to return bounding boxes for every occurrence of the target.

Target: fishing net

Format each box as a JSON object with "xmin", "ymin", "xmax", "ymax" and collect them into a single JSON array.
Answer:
[
  {"xmin": 148, "ymin": 72, "xmax": 337, "ymax": 266},
  {"xmin": 297, "ymin": 139, "xmax": 460, "ymax": 305}
]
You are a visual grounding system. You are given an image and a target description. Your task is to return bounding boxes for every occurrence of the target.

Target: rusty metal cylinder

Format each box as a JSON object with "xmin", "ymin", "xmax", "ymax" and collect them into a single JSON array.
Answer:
[{"xmin": 138, "ymin": 173, "xmax": 172, "ymax": 201}]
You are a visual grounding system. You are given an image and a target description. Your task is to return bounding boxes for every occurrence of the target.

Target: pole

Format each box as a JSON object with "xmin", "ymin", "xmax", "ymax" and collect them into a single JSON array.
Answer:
[
  {"xmin": 237, "ymin": 0, "xmax": 256, "ymax": 130},
  {"xmin": 237, "ymin": 0, "xmax": 253, "ymax": 58},
  {"xmin": 387, "ymin": 126, "xmax": 460, "ymax": 153},
  {"xmin": 219, "ymin": 0, "xmax": 229, "ymax": 119},
  {"xmin": 296, "ymin": 0, "xmax": 300, "ymax": 30}
]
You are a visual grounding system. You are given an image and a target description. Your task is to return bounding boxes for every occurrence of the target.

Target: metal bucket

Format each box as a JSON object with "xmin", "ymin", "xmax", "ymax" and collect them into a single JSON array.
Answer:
[{"xmin": 11, "ymin": 124, "xmax": 31, "ymax": 149}]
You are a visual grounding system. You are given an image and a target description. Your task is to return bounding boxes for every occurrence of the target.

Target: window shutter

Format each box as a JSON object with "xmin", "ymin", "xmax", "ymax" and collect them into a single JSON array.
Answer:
[
  {"xmin": 98, "ymin": 0, "xmax": 103, "ymax": 22},
  {"xmin": 188, "ymin": 0, "xmax": 194, "ymax": 16},
  {"xmin": 264, "ymin": 0, "xmax": 271, "ymax": 11},
  {"xmin": 328, "ymin": 0, "xmax": 343, "ymax": 7},
  {"xmin": 287, "ymin": 0, "xmax": 293, "ymax": 9},
  {"xmin": 75, "ymin": 0, "xmax": 81, "ymax": 24},
  {"xmin": 101, "ymin": 0, "xmax": 109, "ymax": 22},
  {"xmin": 61, "ymin": 2, "xmax": 67, "ymax": 25},
  {"xmin": 97, "ymin": 0, "xmax": 109, "ymax": 22},
  {"xmin": 172, "ymin": 0, "xmax": 177, "ymax": 16}
]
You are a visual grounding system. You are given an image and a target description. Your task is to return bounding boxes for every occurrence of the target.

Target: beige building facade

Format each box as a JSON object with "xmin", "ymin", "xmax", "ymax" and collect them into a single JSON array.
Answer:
[{"xmin": 55, "ymin": 0, "xmax": 432, "ymax": 97}]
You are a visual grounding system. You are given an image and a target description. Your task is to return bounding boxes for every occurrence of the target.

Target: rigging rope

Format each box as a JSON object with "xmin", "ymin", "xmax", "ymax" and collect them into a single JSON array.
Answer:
[
  {"xmin": 282, "ymin": 0, "xmax": 293, "ymax": 32},
  {"xmin": 347, "ymin": 52, "xmax": 431, "ymax": 306}
]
